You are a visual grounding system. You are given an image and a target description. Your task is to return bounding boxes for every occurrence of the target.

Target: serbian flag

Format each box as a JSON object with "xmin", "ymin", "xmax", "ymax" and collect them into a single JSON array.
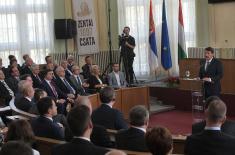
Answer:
[
  {"xmin": 178, "ymin": 0, "xmax": 187, "ymax": 61},
  {"xmin": 149, "ymin": 0, "xmax": 158, "ymax": 74}
]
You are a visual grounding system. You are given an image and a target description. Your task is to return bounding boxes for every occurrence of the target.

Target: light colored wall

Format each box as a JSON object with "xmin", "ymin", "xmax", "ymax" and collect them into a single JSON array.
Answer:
[{"xmin": 53, "ymin": 0, "xmax": 119, "ymax": 54}]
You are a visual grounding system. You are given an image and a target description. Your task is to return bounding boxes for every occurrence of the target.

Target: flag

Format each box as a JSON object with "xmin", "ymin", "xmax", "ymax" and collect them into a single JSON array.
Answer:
[
  {"xmin": 149, "ymin": 0, "xmax": 158, "ymax": 73},
  {"xmin": 161, "ymin": 0, "xmax": 172, "ymax": 70},
  {"xmin": 178, "ymin": 0, "xmax": 187, "ymax": 61}
]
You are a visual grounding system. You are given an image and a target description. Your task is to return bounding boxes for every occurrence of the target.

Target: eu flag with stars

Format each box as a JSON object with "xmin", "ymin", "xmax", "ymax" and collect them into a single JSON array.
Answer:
[{"xmin": 161, "ymin": 0, "xmax": 172, "ymax": 70}]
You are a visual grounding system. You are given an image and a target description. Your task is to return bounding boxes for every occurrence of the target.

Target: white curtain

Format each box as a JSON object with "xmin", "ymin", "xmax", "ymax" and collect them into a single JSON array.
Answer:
[
  {"xmin": 0, "ymin": 0, "xmax": 54, "ymax": 66},
  {"xmin": 117, "ymin": 0, "xmax": 196, "ymax": 79}
]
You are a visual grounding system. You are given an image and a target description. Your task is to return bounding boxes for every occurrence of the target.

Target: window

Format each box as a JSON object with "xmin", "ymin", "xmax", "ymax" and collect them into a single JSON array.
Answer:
[{"xmin": 0, "ymin": 0, "xmax": 53, "ymax": 66}]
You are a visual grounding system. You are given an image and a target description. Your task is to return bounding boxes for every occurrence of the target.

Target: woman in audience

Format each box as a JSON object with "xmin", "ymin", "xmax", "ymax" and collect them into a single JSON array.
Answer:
[
  {"xmin": 5, "ymin": 120, "xmax": 40, "ymax": 155},
  {"xmin": 145, "ymin": 126, "xmax": 173, "ymax": 155},
  {"xmin": 88, "ymin": 65, "xmax": 107, "ymax": 92}
]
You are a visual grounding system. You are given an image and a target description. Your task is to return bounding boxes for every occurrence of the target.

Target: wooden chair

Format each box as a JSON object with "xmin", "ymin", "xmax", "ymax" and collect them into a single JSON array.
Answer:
[
  {"xmin": 9, "ymin": 98, "xmax": 37, "ymax": 119},
  {"xmin": 35, "ymin": 136, "xmax": 66, "ymax": 155}
]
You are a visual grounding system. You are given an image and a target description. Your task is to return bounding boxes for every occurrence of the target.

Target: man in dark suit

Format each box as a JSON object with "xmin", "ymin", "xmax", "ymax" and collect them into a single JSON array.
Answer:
[
  {"xmin": 67, "ymin": 55, "xmax": 75, "ymax": 71},
  {"xmin": 199, "ymin": 47, "xmax": 223, "ymax": 99},
  {"xmin": 21, "ymin": 57, "xmax": 33, "ymax": 75},
  {"xmin": 91, "ymin": 87, "xmax": 128, "ymax": 130},
  {"xmin": 15, "ymin": 82, "xmax": 34, "ymax": 112},
  {"xmin": 69, "ymin": 65, "xmax": 88, "ymax": 95},
  {"xmin": 185, "ymin": 97, "xmax": 235, "ymax": 155},
  {"xmin": 52, "ymin": 105, "xmax": 108, "ymax": 155},
  {"xmin": 81, "ymin": 56, "xmax": 92, "ymax": 79},
  {"xmin": 116, "ymin": 105, "xmax": 149, "ymax": 152},
  {"xmin": 31, "ymin": 64, "xmax": 43, "ymax": 89},
  {"xmin": 61, "ymin": 60, "xmax": 73, "ymax": 80},
  {"xmin": 31, "ymin": 97, "xmax": 64, "ymax": 140},
  {"xmin": 6, "ymin": 66, "xmax": 20, "ymax": 93},
  {"xmin": 0, "ymin": 70, "xmax": 14, "ymax": 106}
]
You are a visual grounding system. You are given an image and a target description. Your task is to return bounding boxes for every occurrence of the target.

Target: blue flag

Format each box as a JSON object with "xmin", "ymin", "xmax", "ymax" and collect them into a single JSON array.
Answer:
[{"xmin": 161, "ymin": 0, "xmax": 172, "ymax": 70}]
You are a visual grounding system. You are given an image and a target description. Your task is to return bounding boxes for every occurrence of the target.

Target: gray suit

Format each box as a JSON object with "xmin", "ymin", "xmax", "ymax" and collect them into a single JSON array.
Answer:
[
  {"xmin": 69, "ymin": 74, "xmax": 86, "ymax": 95},
  {"xmin": 108, "ymin": 71, "xmax": 127, "ymax": 88}
]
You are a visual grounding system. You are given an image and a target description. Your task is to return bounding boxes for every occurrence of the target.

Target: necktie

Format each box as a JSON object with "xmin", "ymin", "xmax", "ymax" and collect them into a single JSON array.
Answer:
[
  {"xmin": 77, "ymin": 76, "xmax": 82, "ymax": 86},
  {"xmin": 63, "ymin": 79, "xmax": 75, "ymax": 94},
  {"xmin": 205, "ymin": 61, "xmax": 210, "ymax": 71},
  {"xmin": 36, "ymin": 75, "xmax": 42, "ymax": 83},
  {"xmin": 2, "ymin": 81, "xmax": 14, "ymax": 96},
  {"xmin": 49, "ymin": 81, "xmax": 58, "ymax": 98}
]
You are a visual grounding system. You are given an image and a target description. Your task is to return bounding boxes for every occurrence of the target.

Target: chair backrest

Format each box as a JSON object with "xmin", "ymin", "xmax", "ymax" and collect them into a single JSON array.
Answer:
[
  {"xmin": 9, "ymin": 98, "xmax": 38, "ymax": 119},
  {"xmin": 35, "ymin": 136, "xmax": 66, "ymax": 155}
]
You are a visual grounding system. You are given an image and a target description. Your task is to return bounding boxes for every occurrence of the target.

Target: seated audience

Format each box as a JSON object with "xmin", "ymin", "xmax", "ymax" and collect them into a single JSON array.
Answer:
[
  {"xmin": 69, "ymin": 65, "xmax": 88, "ymax": 95},
  {"xmin": 185, "ymin": 97, "xmax": 235, "ymax": 155},
  {"xmin": 145, "ymin": 126, "xmax": 173, "ymax": 155},
  {"xmin": 54, "ymin": 66, "xmax": 76, "ymax": 97},
  {"xmin": 30, "ymin": 97, "xmax": 64, "ymax": 140},
  {"xmin": 31, "ymin": 64, "xmax": 42, "ymax": 89},
  {"xmin": 108, "ymin": 63, "xmax": 127, "ymax": 88},
  {"xmin": 0, "ymin": 57, "xmax": 8, "ymax": 76},
  {"xmin": 20, "ymin": 74, "xmax": 33, "ymax": 86},
  {"xmin": 6, "ymin": 66, "xmax": 20, "ymax": 93},
  {"xmin": 21, "ymin": 54, "xmax": 30, "ymax": 68},
  {"xmin": 192, "ymin": 96, "xmax": 235, "ymax": 137},
  {"xmin": 5, "ymin": 120, "xmax": 40, "ymax": 155},
  {"xmin": 88, "ymin": 65, "xmax": 107, "ymax": 92},
  {"xmin": 15, "ymin": 81, "xmax": 34, "ymax": 112},
  {"xmin": 116, "ymin": 105, "xmax": 149, "ymax": 152},
  {"xmin": 67, "ymin": 55, "xmax": 75, "ymax": 71},
  {"xmin": 82, "ymin": 55, "xmax": 92, "ymax": 79},
  {"xmin": 0, "ymin": 70, "xmax": 14, "ymax": 106},
  {"xmin": 65, "ymin": 96, "xmax": 114, "ymax": 147},
  {"xmin": 92, "ymin": 87, "xmax": 128, "ymax": 130},
  {"xmin": 52, "ymin": 105, "xmax": 109, "ymax": 155},
  {"xmin": 29, "ymin": 88, "xmax": 47, "ymax": 114},
  {"xmin": 0, "ymin": 141, "xmax": 33, "ymax": 155},
  {"xmin": 61, "ymin": 60, "xmax": 73, "ymax": 79},
  {"xmin": 43, "ymin": 55, "xmax": 57, "ymax": 71},
  {"xmin": 8, "ymin": 55, "xmax": 21, "ymax": 72}
]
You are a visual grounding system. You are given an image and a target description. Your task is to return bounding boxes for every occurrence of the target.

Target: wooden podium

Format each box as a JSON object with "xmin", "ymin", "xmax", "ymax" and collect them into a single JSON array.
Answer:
[{"xmin": 179, "ymin": 78, "xmax": 203, "ymax": 91}]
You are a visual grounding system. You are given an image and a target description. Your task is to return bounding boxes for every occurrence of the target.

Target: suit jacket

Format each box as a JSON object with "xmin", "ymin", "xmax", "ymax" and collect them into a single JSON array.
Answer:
[
  {"xmin": 5, "ymin": 76, "xmax": 19, "ymax": 93},
  {"xmin": 65, "ymin": 69, "xmax": 73, "ymax": 80},
  {"xmin": 87, "ymin": 75, "xmax": 106, "ymax": 92},
  {"xmin": 31, "ymin": 74, "xmax": 43, "ymax": 89},
  {"xmin": 54, "ymin": 77, "xmax": 75, "ymax": 95},
  {"xmin": 41, "ymin": 80, "xmax": 67, "ymax": 99},
  {"xmin": 52, "ymin": 138, "xmax": 108, "ymax": 155},
  {"xmin": 15, "ymin": 97, "xmax": 33, "ymax": 112},
  {"xmin": 192, "ymin": 120, "xmax": 235, "ymax": 137},
  {"xmin": 69, "ymin": 74, "xmax": 86, "ymax": 95},
  {"xmin": 185, "ymin": 130, "xmax": 235, "ymax": 155},
  {"xmin": 0, "ymin": 80, "xmax": 13, "ymax": 106},
  {"xmin": 81, "ymin": 64, "xmax": 91, "ymax": 79},
  {"xmin": 21, "ymin": 66, "xmax": 32, "ymax": 75},
  {"xmin": 199, "ymin": 58, "xmax": 223, "ymax": 98},
  {"xmin": 31, "ymin": 116, "xmax": 64, "ymax": 140},
  {"xmin": 108, "ymin": 71, "xmax": 127, "ymax": 88},
  {"xmin": 91, "ymin": 104, "xmax": 128, "ymax": 130},
  {"xmin": 115, "ymin": 127, "xmax": 148, "ymax": 152}
]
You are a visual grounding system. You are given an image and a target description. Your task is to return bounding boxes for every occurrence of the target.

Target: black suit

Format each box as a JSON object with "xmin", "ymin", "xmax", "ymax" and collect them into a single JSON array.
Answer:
[
  {"xmin": 91, "ymin": 104, "xmax": 128, "ymax": 130},
  {"xmin": 192, "ymin": 120, "xmax": 235, "ymax": 137},
  {"xmin": 31, "ymin": 74, "xmax": 43, "ymax": 89},
  {"xmin": 116, "ymin": 127, "xmax": 148, "ymax": 152},
  {"xmin": 15, "ymin": 97, "xmax": 33, "ymax": 112},
  {"xmin": 87, "ymin": 75, "xmax": 106, "ymax": 93},
  {"xmin": 31, "ymin": 116, "xmax": 64, "ymax": 140},
  {"xmin": 42, "ymin": 80, "xmax": 67, "ymax": 99},
  {"xmin": 54, "ymin": 77, "xmax": 75, "ymax": 95},
  {"xmin": 185, "ymin": 130, "xmax": 235, "ymax": 155},
  {"xmin": 21, "ymin": 66, "xmax": 32, "ymax": 75},
  {"xmin": 81, "ymin": 64, "xmax": 91, "ymax": 79},
  {"xmin": 0, "ymin": 80, "xmax": 13, "ymax": 106},
  {"xmin": 199, "ymin": 58, "xmax": 223, "ymax": 98},
  {"xmin": 52, "ymin": 138, "xmax": 108, "ymax": 155},
  {"xmin": 5, "ymin": 76, "xmax": 19, "ymax": 93}
]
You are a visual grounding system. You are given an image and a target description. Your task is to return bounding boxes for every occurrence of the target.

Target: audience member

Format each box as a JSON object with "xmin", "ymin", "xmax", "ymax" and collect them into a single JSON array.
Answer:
[
  {"xmin": 0, "ymin": 70, "xmax": 14, "ymax": 106},
  {"xmin": 145, "ymin": 126, "xmax": 173, "ymax": 155},
  {"xmin": 0, "ymin": 141, "xmax": 33, "ymax": 155},
  {"xmin": 15, "ymin": 82, "xmax": 35, "ymax": 112},
  {"xmin": 67, "ymin": 55, "xmax": 75, "ymax": 71},
  {"xmin": 88, "ymin": 65, "xmax": 107, "ymax": 92},
  {"xmin": 108, "ymin": 63, "xmax": 127, "ymax": 88},
  {"xmin": 185, "ymin": 97, "xmax": 235, "ymax": 155},
  {"xmin": 6, "ymin": 66, "xmax": 20, "ymax": 93},
  {"xmin": 52, "ymin": 105, "xmax": 109, "ymax": 155},
  {"xmin": 30, "ymin": 97, "xmax": 64, "ymax": 140},
  {"xmin": 29, "ymin": 88, "xmax": 47, "ymax": 114},
  {"xmin": 116, "ymin": 105, "xmax": 149, "ymax": 152},
  {"xmin": 20, "ymin": 74, "xmax": 33, "ymax": 86},
  {"xmin": 31, "ymin": 64, "xmax": 42, "ymax": 88},
  {"xmin": 21, "ymin": 57, "xmax": 33, "ymax": 75},
  {"xmin": 61, "ymin": 60, "xmax": 73, "ymax": 79},
  {"xmin": 92, "ymin": 87, "xmax": 128, "ymax": 130},
  {"xmin": 22, "ymin": 54, "xmax": 30, "ymax": 68},
  {"xmin": 5, "ymin": 120, "xmax": 39, "ymax": 155},
  {"xmin": 69, "ymin": 65, "xmax": 88, "ymax": 95},
  {"xmin": 81, "ymin": 55, "xmax": 92, "ymax": 79}
]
